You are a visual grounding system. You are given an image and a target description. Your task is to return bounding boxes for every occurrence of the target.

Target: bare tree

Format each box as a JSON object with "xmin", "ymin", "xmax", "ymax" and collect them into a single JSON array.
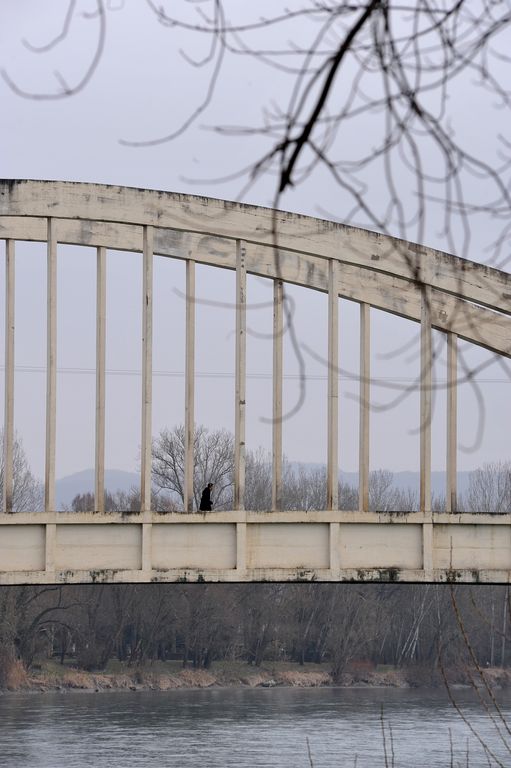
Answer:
[
  {"xmin": 176, "ymin": 585, "xmax": 240, "ymax": 669},
  {"xmin": 339, "ymin": 480, "xmax": 359, "ymax": 511},
  {"xmin": 152, "ymin": 424, "xmax": 234, "ymax": 511},
  {"xmin": 282, "ymin": 463, "xmax": 327, "ymax": 510},
  {"xmin": 327, "ymin": 586, "xmax": 368, "ymax": 682},
  {"xmin": 0, "ymin": 430, "xmax": 43, "ymax": 512},
  {"xmin": 0, "ymin": 585, "xmax": 82, "ymax": 672},
  {"xmin": 242, "ymin": 585, "xmax": 285, "ymax": 667},
  {"xmin": 463, "ymin": 462, "xmax": 511, "ymax": 513},
  {"xmin": 368, "ymin": 469, "xmax": 420, "ymax": 512},
  {"xmin": 369, "ymin": 469, "xmax": 399, "ymax": 512},
  {"xmin": 244, "ymin": 448, "xmax": 272, "ymax": 511}
]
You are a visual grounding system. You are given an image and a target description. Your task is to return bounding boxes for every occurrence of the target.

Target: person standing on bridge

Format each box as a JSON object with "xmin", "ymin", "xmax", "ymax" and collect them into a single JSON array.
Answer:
[{"xmin": 199, "ymin": 483, "xmax": 214, "ymax": 512}]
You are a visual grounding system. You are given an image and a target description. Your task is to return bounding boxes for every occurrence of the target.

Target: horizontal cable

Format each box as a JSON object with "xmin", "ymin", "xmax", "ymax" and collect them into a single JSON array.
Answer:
[{"xmin": 0, "ymin": 364, "xmax": 508, "ymax": 384}]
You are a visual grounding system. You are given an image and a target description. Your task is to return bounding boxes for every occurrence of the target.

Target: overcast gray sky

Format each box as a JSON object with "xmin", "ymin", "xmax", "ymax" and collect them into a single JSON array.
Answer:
[{"xmin": 0, "ymin": 1, "xmax": 509, "ymax": 483}]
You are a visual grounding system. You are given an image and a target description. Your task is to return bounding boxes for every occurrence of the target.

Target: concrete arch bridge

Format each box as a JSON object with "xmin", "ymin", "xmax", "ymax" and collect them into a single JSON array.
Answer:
[{"xmin": 1, "ymin": 180, "xmax": 510, "ymax": 585}]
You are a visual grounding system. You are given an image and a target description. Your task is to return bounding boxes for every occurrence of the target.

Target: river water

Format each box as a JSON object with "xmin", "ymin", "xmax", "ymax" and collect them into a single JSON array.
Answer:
[{"xmin": 1, "ymin": 687, "xmax": 511, "ymax": 767}]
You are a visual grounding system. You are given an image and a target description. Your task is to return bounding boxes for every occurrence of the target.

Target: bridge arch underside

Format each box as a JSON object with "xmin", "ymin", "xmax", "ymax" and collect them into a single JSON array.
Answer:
[{"xmin": 1, "ymin": 180, "xmax": 511, "ymax": 585}]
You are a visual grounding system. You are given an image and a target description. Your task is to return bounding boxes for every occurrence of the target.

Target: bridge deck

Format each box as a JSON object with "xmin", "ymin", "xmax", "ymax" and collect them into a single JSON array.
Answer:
[{"xmin": 1, "ymin": 511, "xmax": 510, "ymax": 585}]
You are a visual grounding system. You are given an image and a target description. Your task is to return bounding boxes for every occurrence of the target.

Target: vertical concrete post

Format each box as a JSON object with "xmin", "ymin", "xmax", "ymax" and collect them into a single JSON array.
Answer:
[
  {"xmin": 234, "ymin": 240, "xmax": 246, "ymax": 511},
  {"xmin": 142, "ymin": 522, "xmax": 152, "ymax": 577},
  {"xmin": 95, "ymin": 246, "xmax": 106, "ymax": 513},
  {"xmin": 45, "ymin": 522, "xmax": 56, "ymax": 575},
  {"xmin": 420, "ymin": 286, "xmax": 433, "ymax": 573},
  {"xmin": 422, "ymin": 520, "xmax": 434, "ymax": 574},
  {"xmin": 359, "ymin": 302, "xmax": 370, "ymax": 512},
  {"xmin": 327, "ymin": 260, "xmax": 339, "ymax": 510},
  {"xmin": 141, "ymin": 228, "xmax": 153, "ymax": 575},
  {"xmin": 272, "ymin": 279, "xmax": 283, "ymax": 511},
  {"xmin": 446, "ymin": 332, "xmax": 458, "ymax": 513},
  {"xmin": 184, "ymin": 259, "xmax": 195, "ymax": 513},
  {"xmin": 3, "ymin": 240, "xmax": 15, "ymax": 513},
  {"xmin": 420, "ymin": 286, "xmax": 432, "ymax": 514},
  {"xmin": 236, "ymin": 521, "xmax": 247, "ymax": 575},
  {"xmin": 141, "ymin": 226, "xmax": 153, "ymax": 514},
  {"xmin": 329, "ymin": 522, "xmax": 341, "ymax": 573},
  {"xmin": 45, "ymin": 219, "xmax": 57, "ymax": 514}
]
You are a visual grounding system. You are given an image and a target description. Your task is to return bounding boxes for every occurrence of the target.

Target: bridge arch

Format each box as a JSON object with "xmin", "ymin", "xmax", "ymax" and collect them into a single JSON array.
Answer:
[{"xmin": 1, "ymin": 179, "xmax": 510, "ymax": 584}]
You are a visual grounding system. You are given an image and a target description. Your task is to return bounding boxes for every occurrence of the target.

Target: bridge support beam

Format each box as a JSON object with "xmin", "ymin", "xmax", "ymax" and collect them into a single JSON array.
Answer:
[
  {"xmin": 359, "ymin": 303, "xmax": 370, "ymax": 512},
  {"xmin": 327, "ymin": 260, "xmax": 339, "ymax": 510},
  {"xmin": 420, "ymin": 287, "xmax": 432, "ymax": 513},
  {"xmin": 272, "ymin": 279, "xmax": 283, "ymax": 511},
  {"xmin": 184, "ymin": 259, "xmax": 195, "ymax": 513},
  {"xmin": 2, "ymin": 239, "xmax": 15, "ymax": 514},
  {"xmin": 141, "ymin": 226, "xmax": 153, "ymax": 513},
  {"xmin": 446, "ymin": 332, "xmax": 458, "ymax": 513},
  {"xmin": 45, "ymin": 218, "xmax": 57, "ymax": 514},
  {"xmin": 95, "ymin": 246, "xmax": 106, "ymax": 513},
  {"xmin": 234, "ymin": 240, "xmax": 246, "ymax": 510}
]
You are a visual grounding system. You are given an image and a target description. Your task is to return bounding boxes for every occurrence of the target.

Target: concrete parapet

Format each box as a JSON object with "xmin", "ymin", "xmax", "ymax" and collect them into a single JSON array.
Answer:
[{"xmin": 1, "ymin": 510, "xmax": 511, "ymax": 584}]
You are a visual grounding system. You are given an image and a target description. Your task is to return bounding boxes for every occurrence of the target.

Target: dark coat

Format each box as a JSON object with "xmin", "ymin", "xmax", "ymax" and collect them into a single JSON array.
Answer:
[{"xmin": 199, "ymin": 486, "xmax": 212, "ymax": 512}]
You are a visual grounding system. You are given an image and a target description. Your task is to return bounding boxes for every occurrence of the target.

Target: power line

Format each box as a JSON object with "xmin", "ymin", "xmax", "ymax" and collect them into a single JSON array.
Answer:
[{"xmin": 0, "ymin": 364, "xmax": 509, "ymax": 383}]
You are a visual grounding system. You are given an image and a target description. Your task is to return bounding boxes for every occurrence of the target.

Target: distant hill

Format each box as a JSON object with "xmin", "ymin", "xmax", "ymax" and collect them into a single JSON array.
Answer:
[
  {"xmin": 56, "ymin": 469, "xmax": 139, "ymax": 509},
  {"xmin": 56, "ymin": 466, "xmax": 472, "ymax": 509}
]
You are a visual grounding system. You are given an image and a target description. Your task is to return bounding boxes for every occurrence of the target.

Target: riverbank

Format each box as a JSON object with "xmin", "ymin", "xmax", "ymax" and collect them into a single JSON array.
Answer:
[
  {"xmin": 3, "ymin": 658, "xmax": 510, "ymax": 693},
  {"xmin": 0, "ymin": 659, "xmax": 410, "ymax": 693}
]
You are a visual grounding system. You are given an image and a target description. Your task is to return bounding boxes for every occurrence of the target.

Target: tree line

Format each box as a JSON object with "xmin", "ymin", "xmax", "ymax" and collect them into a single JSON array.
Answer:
[
  {"xmin": 70, "ymin": 424, "xmax": 511, "ymax": 515},
  {"xmin": 2, "ymin": 425, "xmax": 511, "ymax": 513},
  {"xmin": 0, "ymin": 582, "xmax": 509, "ymax": 686}
]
